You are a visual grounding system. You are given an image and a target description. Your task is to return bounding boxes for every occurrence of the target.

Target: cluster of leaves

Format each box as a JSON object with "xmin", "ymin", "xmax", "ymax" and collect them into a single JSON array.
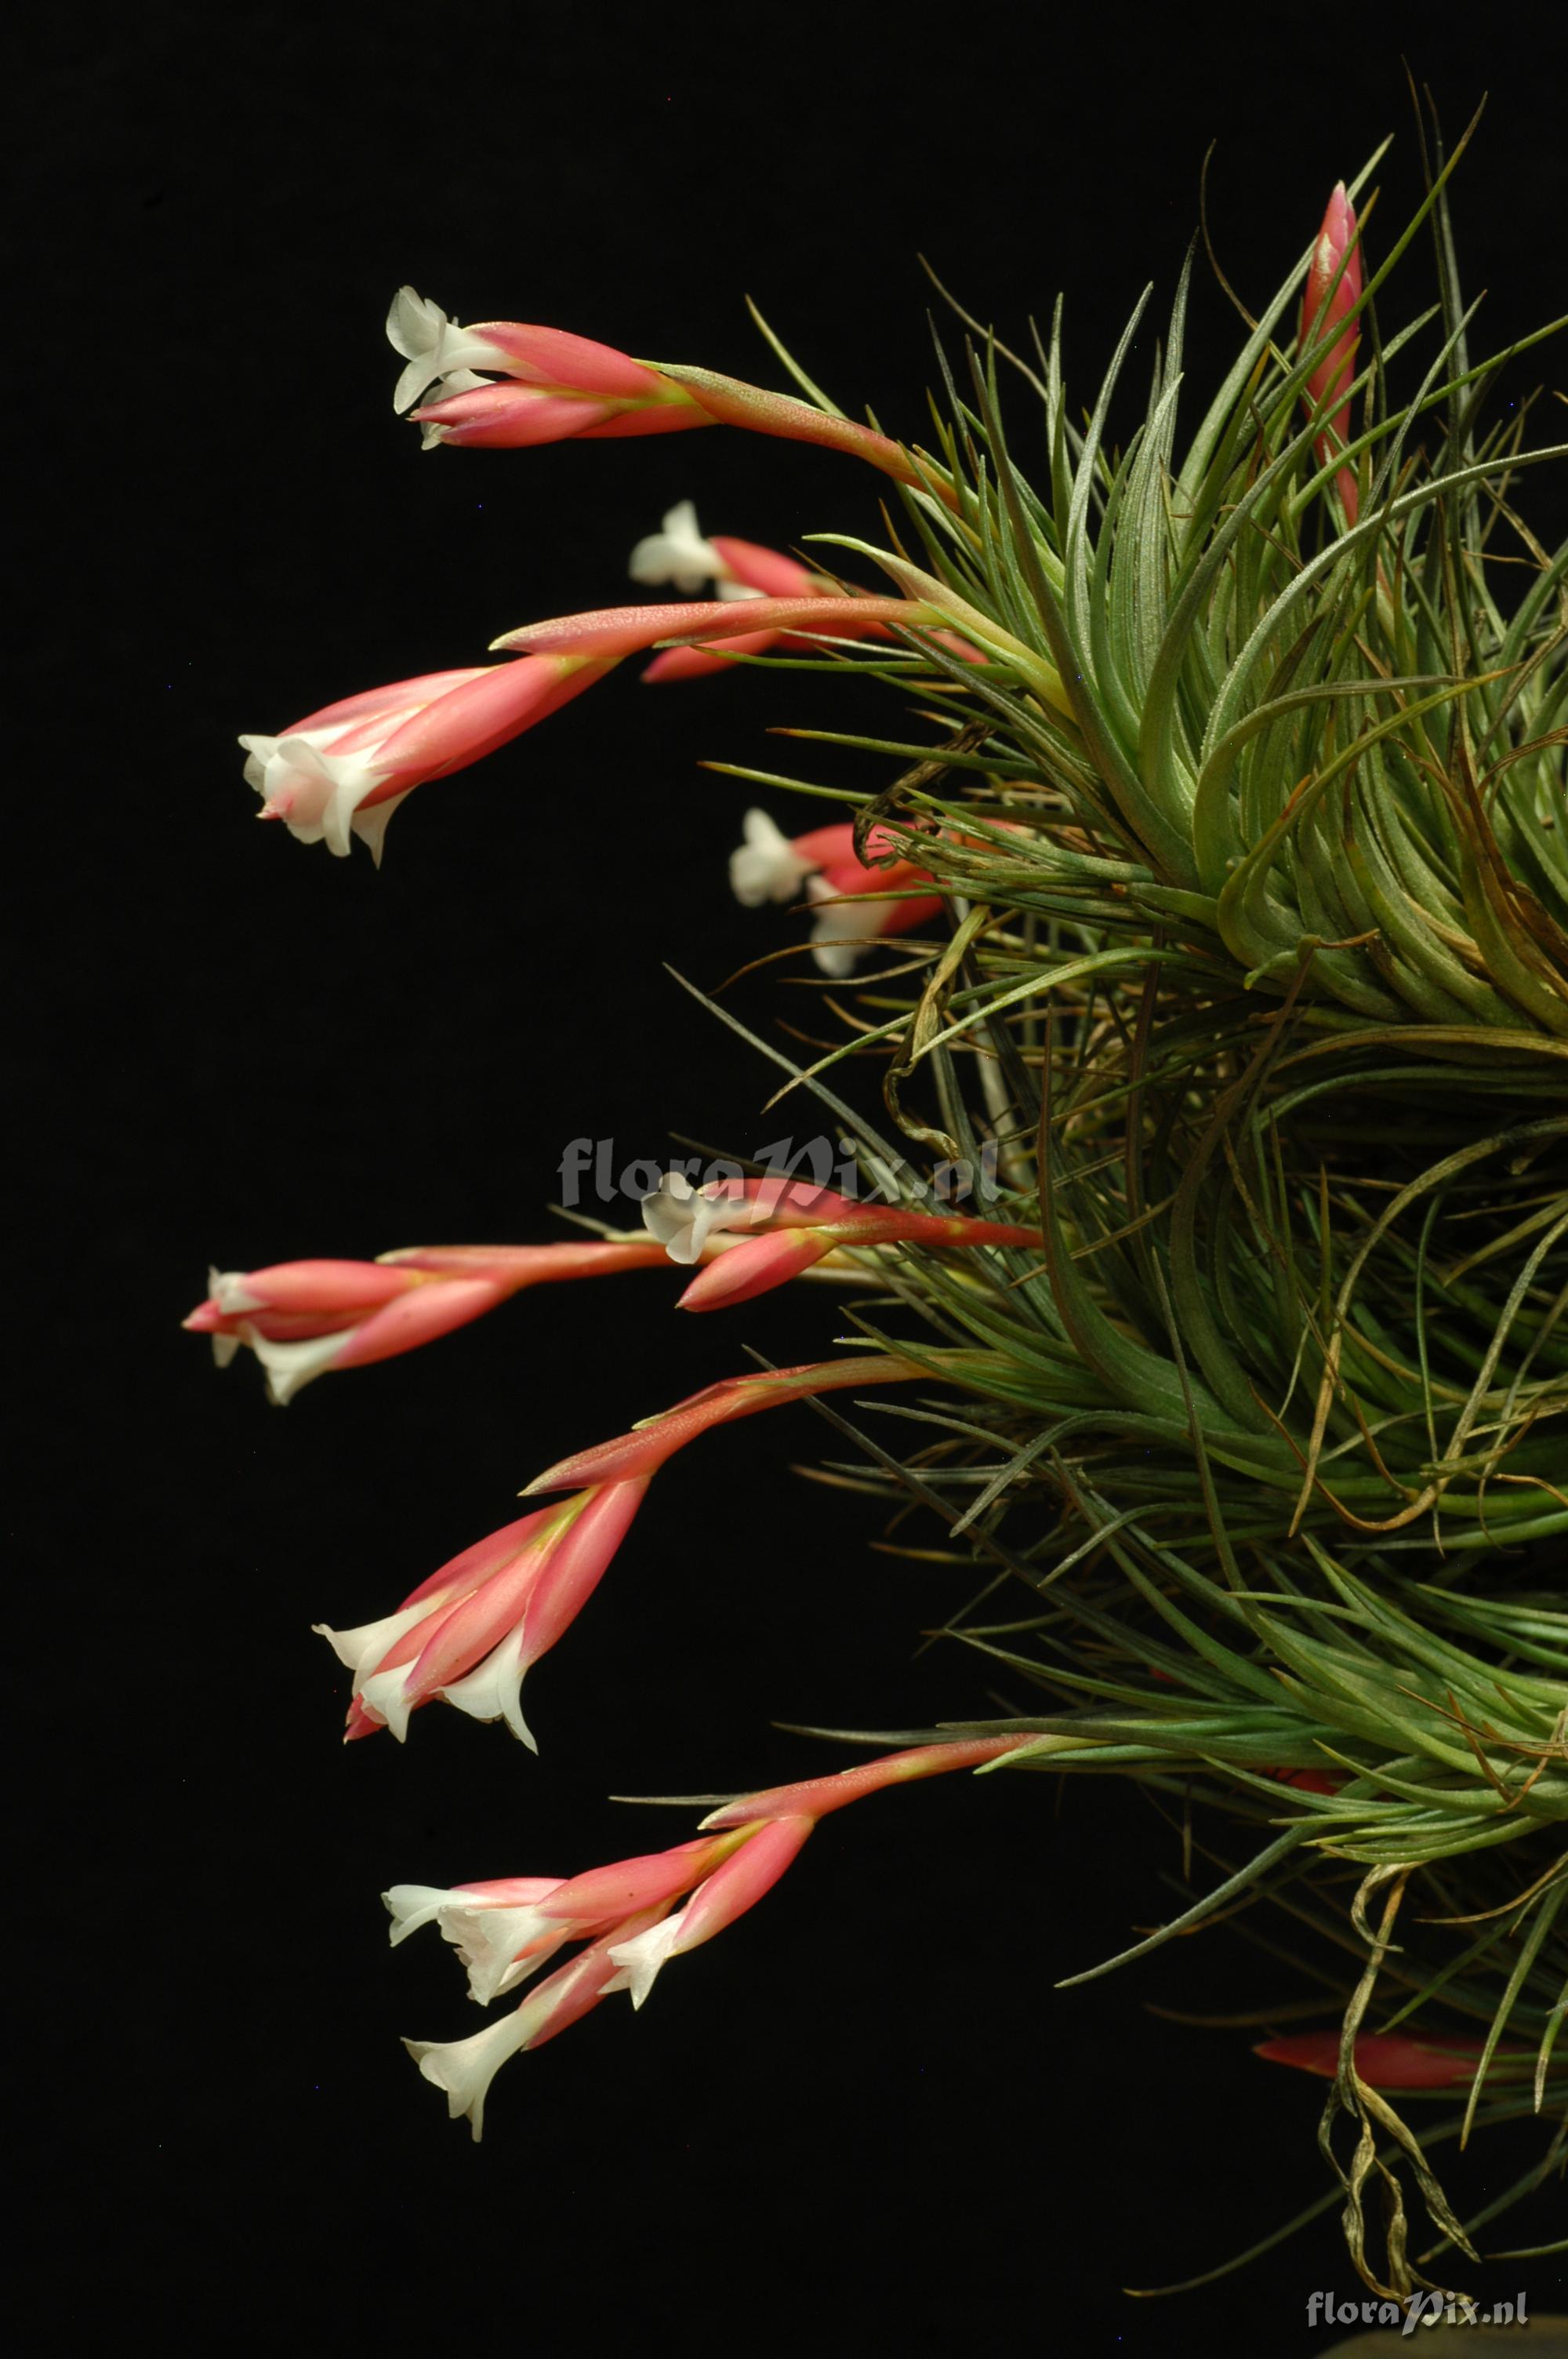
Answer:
[{"xmin": 701, "ymin": 109, "xmax": 1565, "ymax": 2293}]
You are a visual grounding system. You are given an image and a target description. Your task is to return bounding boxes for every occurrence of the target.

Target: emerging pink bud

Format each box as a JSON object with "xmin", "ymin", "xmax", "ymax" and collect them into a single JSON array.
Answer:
[
  {"xmin": 1254, "ymin": 2029, "xmax": 1529, "ymax": 2092},
  {"xmin": 315, "ymin": 1479, "xmax": 647, "ymax": 1747},
  {"xmin": 239, "ymin": 656, "xmax": 610, "ymax": 860},
  {"xmin": 1300, "ymin": 183, "xmax": 1363, "ymax": 523},
  {"xmin": 184, "ymin": 1239, "xmax": 673, "ymax": 1402}
]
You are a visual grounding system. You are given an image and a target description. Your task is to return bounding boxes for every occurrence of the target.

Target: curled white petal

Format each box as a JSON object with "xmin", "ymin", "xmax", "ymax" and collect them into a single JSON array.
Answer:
[
  {"xmin": 312, "ymin": 1598, "xmax": 434, "ymax": 1677},
  {"xmin": 730, "ymin": 807, "xmax": 814, "ymax": 907},
  {"xmin": 403, "ymin": 2010, "xmax": 533, "ymax": 2142},
  {"xmin": 383, "ymin": 1884, "xmax": 462, "ymax": 1946},
  {"xmin": 385, "ymin": 285, "xmax": 514, "ymax": 414},
  {"xmin": 245, "ymin": 1325, "xmax": 349, "ymax": 1405},
  {"xmin": 438, "ymin": 1903, "xmax": 561, "ymax": 2005},
  {"xmin": 438, "ymin": 1624, "xmax": 535, "ymax": 1750},
  {"xmin": 356, "ymin": 1659, "xmax": 420, "ymax": 1744},
  {"xmin": 350, "ymin": 788, "xmax": 413, "ymax": 869},
  {"xmin": 209, "ymin": 1269, "xmax": 267, "ymax": 1314},
  {"xmin": 641, "ymin": 1171, "xmax": 761, "ymax": 1267},
  {"xmin": 715, "ymin": 580, "xmax": 765, "ymax": 602},
  {"xmin": 627, "ymin": 500, "xmax": 722, "ymax": 593},
  {"xmin": 604, "ymin": 1910, "xmax": 688, "ymax": 2010}
]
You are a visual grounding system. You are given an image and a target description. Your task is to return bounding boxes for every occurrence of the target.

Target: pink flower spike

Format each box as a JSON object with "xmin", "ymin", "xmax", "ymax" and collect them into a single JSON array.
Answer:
[
  {"xmin": 709, "ymin": 536, "xmax": 822, "ymax": 598},
  {"xmin": 327, "ymin": 1483, "xmax": 644, "ymax": 1749},
  {"xmin": 650, "ymin": 363, "xmax": 950, "ymax": 499},
  {"xmin": 605, "ymin": 1816, "xmax": 815, "ymax": 2009},
  {"xmin": 187, "ymin": 1238, "xmax": 687, "ymax": 1401},
  {"xmin": 641, "ymin": 629, "xmax": 784, "ymax": 683},
  {"xmin": 240, "ymin": 654, "xmax": 612, "ymax": 861},
  {"xmin": 376, "ymin": 1238, "xmax": 677, "ymax": 1285},
  {"xmin": 183, "ymin": 1257, "xmax": 512, "ymax": 1403},
  {"xmin": 522, "ymin": 1354, "xmax": 925, "ymax": 1495},
  {"xmin": 1253, "ymin": 2030, "xmax": 1529, "ymax": 2092},
  {"xmin": 435, "ymin": 1478, "xmax": 649, "ymax": 1747},
  {"xmin": 1299, "ymin": 182, "xmax": 1363, "ymax": 523},
  {"xmin": 517, "ymin": 1836, "xmax": 734, "ymax": 1944},
  {"xmin": 641, "ymin": 1170, "xmax": 861, "ymax": 1264},
  {"xmin": 316, "ymin": 1504, "xmax": 566, "ymax": 1743},
  {"xmin": 492, "ymin": 593, "xmax": 931, "ymax": 665},
  {"xmin": 677, "ymin": 1228, "xmax": 839, "ymax": 1311},
  {"xmin": 460, "ymin": 319, "xmax": 669, "ymax": 399},
  {"xmin": 700, "ymin": 1736, "xmax": 1029, "ymax": 1830},
  {"xmin": 390, "ymin": 287, "xmax": 705, "ymax": 451}
]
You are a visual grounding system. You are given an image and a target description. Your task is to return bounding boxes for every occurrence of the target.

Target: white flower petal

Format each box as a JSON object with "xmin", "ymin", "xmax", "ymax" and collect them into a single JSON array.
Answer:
[
  {"xmin": 312, "ymin": 1598, "xmax": 432, "ymax": 1677},
  {"xmin": 386, "ymin": 285, "xmax": 515, "ymax": 413},
  {"xmin": 403, "ymin": 2010, "xmax": 532, "ymax": 2142},
  {"xmin": 628, "ymin": 499, "xmax": 723, "ymax": 593},
  {"xmin": 357, "ymin": 1659, "xmax": 418, "ymax": 1743},
  {"xmin": 438, "ymin": 1625, "xmax": 535, "ymax": 1750},
  {"xmin": 209, "ymin": 1270, "xmax": 266, "ymax": 1314},
  {"xmin": 350, "ymin": 788, "xmax": 413, "ymax": 869},
  {"xmin": 730, "ymin": 808, "xmax": 814, "ymax": 907},
  {"xmin": 806, "ymin": 873, "xmax": 870, "ymax": 978},
  {"xmin": 383, "ymin": 1884, "xmax": 460, "ymax": 1946},
  {"xmin": 641, "ymin": 1171, "xmax": 762, "ymax": 1266},
  {"xmin": 246, "ymin": 1325, "xmax": 347, "ymax": 1405},
  {"xmin": 604, "ymin": 1910, "xmax": 688, "ymax": 2010},
  {"xmin": 437, "ymin": 1903, "xmax": 559, "ymax": 2005}
]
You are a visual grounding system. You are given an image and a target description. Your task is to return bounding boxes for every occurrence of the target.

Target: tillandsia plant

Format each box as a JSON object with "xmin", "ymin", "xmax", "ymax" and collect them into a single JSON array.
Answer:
[{"xmin": 191, "ymin": 99, "xmax": 1567, "ymax": 2303}]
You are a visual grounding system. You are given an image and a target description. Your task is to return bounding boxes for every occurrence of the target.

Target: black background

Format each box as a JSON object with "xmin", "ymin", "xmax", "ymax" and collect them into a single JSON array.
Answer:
[{"xmin": 18, "ymin": 4, "xmax": 1567, "ymax": 2347}]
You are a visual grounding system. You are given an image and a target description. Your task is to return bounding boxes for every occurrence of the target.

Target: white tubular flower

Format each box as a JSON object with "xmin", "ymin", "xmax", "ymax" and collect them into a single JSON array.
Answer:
[
  {"xmin": 603, "ymin": 1910, "xmax": 688, "ymax": 2011},
  {"xmin": 437, "ymin": 1903, "xmax": 564, "ymax": 2005},
  {"xmin": 627, "ymin": 500, "xmax": 724, "ymax": 592},
  {"xmin": 806, "ymin": 872, "xmax": 871, "ymax": 978},
  {"xmin": 238, "ymin": 732, "xmax": 392, "ymax": 863},
  {"xmin": 641, "ymin": 1172, "xmax": 764, "ymax": 1266},
  {"xmin": 385, "ymin": 287, "xmax": 513, "ymax": 415},
  {"xmin": 729, "ymin": 808, "xmax": 817, "ymax": 907},
  {"xmin": 402, "ymin": 2012, "xmax": 533, "ymax": 2143}
]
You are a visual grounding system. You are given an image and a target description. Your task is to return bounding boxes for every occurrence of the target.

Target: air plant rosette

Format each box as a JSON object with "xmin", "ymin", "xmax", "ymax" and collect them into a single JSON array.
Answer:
[{"xmin": 191, "ymin": 100, "xmax": 1566, "ymax": 2306}]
